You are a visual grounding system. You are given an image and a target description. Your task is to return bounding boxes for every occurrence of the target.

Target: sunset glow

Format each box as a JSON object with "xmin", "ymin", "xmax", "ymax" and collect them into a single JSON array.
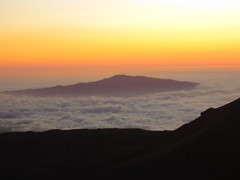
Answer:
[
  {"xmin": 1, "ymin": 0, "xmax": 240, "ymax": 77},
  {"xmin": 2, "ymin": 2, "xmax": 240, "ymax": 166}
]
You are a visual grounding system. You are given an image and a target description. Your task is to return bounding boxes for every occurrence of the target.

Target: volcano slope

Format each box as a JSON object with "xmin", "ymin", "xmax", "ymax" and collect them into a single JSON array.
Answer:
[
  {"xmin": 0, "ymin": 98, "xmax": 240, "ymax": 180},
  {"xmin": 2, "ymin": 75, "xmax": 198, "ymax": 97}
]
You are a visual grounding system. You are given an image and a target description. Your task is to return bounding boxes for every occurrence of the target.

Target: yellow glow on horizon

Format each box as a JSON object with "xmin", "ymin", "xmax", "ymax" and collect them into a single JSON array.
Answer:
[{"xmin": 1, "ymin": 0, "xmax": 240, "ymax": 71}]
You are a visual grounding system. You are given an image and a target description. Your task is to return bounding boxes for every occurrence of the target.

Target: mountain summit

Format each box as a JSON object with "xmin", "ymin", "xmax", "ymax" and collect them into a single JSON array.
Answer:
[{"xmin": 3, "ymin": 75, "xmax": 198, "ymax": 97}]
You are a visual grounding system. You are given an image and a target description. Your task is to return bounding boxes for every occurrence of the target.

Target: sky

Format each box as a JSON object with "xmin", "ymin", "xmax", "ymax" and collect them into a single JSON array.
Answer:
[
  {"xmin": 1, "ymin": 0, "xmax": 240, "ymax": 84},
  {"xmin": 1, "ymin": 1, "xmax": 240, "ymax": 132}
]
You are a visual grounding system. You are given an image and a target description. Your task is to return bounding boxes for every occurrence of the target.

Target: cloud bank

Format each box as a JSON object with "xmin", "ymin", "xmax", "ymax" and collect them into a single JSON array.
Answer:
[{"xmin": 0, "ymin": 85, "xmax": 239, "ymax": 133}]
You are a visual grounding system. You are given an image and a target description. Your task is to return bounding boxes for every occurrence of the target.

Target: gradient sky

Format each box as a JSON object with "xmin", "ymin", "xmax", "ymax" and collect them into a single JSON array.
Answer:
[{"xmin": 1, "ymin": 0, "xmax": 240, "ymax": 79}]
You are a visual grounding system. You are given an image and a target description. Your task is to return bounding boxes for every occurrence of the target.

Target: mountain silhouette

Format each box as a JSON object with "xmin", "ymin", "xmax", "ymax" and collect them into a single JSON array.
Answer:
[
  {"xmin": 1, "ymin": 98, "xmax": 240, "ymax": 179},
  {"xmin": 2, "ymin": 75, "xmax": 198, "ymax": 97}
]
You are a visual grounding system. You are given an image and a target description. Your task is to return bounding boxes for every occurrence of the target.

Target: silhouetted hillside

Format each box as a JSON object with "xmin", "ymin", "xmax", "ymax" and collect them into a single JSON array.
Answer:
[
  {"xmin": 1, "ymin": 98, "xmax": 240, "ymax": 179},
  {"xmin": 2, "ymin": 75, "xmax": 199, "ymax": 97},
  {"xmin": 104, "ymin": 97, "xmax": 240, "ymax": 180}
]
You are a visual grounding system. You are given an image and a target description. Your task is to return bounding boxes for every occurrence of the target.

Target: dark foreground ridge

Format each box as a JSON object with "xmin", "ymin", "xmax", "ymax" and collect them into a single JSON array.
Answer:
[
  {"xmin": 1, "ymin": 98, "xmax": 240, "ymax": 179},
  {"xmin": 2, "ymin": 75, "xmax": 199, "ymax": 97}
]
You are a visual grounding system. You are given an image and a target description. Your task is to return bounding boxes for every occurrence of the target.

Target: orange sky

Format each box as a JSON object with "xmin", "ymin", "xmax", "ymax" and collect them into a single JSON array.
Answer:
[{"xmin": 1, "ymin": 0, "xmax": 240, "ymax": 78}]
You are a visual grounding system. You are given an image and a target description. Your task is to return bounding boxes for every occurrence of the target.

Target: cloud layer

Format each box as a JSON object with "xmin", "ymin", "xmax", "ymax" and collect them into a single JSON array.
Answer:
[{"xmin": 0, "ymin": 85, "xmax": 239, "ymax": 133}]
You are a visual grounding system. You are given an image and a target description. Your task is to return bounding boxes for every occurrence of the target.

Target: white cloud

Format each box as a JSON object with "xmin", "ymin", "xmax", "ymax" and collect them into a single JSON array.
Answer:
[{"xmin": 0, "ymin": 84, "xmax": 239, "ymax": 133}]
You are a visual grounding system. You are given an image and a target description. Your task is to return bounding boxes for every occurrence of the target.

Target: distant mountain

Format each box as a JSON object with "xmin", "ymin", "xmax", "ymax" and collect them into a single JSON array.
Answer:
[
  {"xmin": 1, "ymin": 98, "xmax": 240, "ymax": 179},
  {"xmin": 2, "ymin": 75, "xmax": 199, "ymax": 97}
]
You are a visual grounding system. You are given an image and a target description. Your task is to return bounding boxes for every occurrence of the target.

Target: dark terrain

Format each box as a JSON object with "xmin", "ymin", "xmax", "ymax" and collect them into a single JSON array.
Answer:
[
  {"xmin": 2, "ymin": 75, "xmax": 198, "ymax": 97},
  {"xmin": 1, "ymin": 98, "xmax": 240, "ymax": 179}
]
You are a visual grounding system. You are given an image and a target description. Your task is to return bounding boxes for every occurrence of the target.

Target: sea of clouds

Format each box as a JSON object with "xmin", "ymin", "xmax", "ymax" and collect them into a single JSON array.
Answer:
[{"xmin": 0, "ymin": 85, "xmax": 239, "ymax": 133}]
